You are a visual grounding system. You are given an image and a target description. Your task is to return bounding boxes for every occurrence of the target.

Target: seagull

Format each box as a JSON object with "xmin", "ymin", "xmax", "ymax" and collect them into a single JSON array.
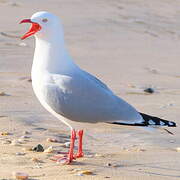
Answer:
[{"xmin": 20, "ymin": 11, "xmax": 176, "ymax": 164}]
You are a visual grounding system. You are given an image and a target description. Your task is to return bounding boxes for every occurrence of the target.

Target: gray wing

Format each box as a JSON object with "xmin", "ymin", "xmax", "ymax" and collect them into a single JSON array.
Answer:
[
  {"xmin": 42, "ymin": 71, "xmax": 143, "ymax": 124},
  {"xmin": 81, "ymin": 70, "xmax": 112, "ymax": 92}
]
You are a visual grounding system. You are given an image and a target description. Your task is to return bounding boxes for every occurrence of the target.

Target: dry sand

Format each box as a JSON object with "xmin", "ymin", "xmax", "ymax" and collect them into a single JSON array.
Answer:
[{"xmin": 1, "ymin": 0, "xmax": 180, "ymax": 179}]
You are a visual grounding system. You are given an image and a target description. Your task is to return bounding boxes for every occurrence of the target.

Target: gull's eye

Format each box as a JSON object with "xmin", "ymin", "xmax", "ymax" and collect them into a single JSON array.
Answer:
[{"xmin": 42, "ymin": 18, "xmax": 48, "ymax": 23}]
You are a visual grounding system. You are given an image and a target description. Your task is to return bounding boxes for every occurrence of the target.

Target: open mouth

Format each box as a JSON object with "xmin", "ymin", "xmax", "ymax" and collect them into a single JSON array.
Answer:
[{"xmin": 20, "ymin": 19, "xmax": 41, "ymax": 40}]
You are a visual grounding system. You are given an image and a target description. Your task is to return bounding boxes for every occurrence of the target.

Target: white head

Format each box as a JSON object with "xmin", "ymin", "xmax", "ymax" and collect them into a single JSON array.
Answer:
[{"xmin": 20, "ymin": 11, "xmax": 63, "ymax": 40}]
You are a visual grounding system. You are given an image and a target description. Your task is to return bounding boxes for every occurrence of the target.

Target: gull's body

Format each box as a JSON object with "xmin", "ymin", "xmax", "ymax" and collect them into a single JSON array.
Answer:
[
  {"xmin": 20, "ymin": 11, "xmax": 176, "ymax": 164},
  {"xmin": 32, "ymin": 35, "xmax": 143, "ymax": 128}
]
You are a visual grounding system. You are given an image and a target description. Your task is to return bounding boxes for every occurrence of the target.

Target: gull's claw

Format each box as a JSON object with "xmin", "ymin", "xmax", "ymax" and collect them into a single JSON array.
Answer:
[
  {"xmin": 76, "ymin": 152, "xmax": 84, "ymax": 158},
  {"xmin": 56, "ymin": 156, "xmax": 72, "ymax": 165},
  {"xmin": 50, "ymin": 153, "xmax": 68, "ymax": 161},
  {"xmin": 50, "ymin": 129, "xmax": 84, "ymax": 164}
]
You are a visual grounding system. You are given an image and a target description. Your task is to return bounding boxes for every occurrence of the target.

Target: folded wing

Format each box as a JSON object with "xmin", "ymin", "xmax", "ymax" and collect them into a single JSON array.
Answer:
[{"xmin": 42, "ymin": 70, "xmax": 143, "ymax": 123}]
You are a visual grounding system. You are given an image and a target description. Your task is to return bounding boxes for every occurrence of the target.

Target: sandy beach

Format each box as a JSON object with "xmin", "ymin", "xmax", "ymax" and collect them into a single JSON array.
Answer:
[{"xmin": 1, "ymin": 0, "xmax": 180, "ymax": 179}]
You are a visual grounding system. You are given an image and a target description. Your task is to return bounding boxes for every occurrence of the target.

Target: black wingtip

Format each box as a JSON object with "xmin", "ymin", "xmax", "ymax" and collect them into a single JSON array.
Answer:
[
  {"xmin": 109, "ymin": 113, "xmax": 176, "ymax": 127},
  {"xmin": 139, "ymin": 113, "xmax": 176, "ymax": 127}
]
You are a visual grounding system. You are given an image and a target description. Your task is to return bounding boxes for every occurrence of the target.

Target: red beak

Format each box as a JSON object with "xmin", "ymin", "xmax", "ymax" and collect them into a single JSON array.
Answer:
[{"xmin": 20, "ymin": 19, "xmax": 41, "ymax": 40}]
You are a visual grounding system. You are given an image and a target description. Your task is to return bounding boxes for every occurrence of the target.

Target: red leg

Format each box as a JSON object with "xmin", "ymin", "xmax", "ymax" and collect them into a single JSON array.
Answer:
[
  {"xmin": 76, "ymin": 129, "xmax": 84, "ymax": 158},
  {"xmin": 67, "ymin": 129, "xmax": 76, "ymax": 162},
  {"xmin": 54, "ymin": 129, "xmax": 76, "ymax": 165}
]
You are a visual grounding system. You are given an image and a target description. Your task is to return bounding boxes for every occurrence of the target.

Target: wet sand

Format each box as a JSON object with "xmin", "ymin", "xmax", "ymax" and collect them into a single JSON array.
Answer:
[{"xmin": 1, "ymin": 0, "xmax": 180, "ymax": 179}]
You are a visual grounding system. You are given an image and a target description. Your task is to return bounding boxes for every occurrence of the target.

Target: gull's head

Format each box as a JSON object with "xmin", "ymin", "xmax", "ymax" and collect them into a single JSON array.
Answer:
[{"xmin": 20, "ymin": 11, "xmax": 61, "ymax": 40}]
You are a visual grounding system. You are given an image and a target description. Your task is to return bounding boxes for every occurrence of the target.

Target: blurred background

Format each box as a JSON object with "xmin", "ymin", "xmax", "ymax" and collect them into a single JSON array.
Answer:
[{"xmin": 1, "ymin": 0, "xmax": 180, "ymax": 179}]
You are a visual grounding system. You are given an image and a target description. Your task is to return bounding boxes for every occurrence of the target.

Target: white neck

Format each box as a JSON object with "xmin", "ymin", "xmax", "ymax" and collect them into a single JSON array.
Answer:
[{"xmin": 32, "ymin": 31, "xmax": 76, "ymax": 76}]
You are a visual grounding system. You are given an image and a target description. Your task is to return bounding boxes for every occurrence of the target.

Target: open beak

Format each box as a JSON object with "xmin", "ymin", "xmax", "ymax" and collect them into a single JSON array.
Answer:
[{"xmin": 20, "ymin": 19, "xmax": 41, "ymax": 40}]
